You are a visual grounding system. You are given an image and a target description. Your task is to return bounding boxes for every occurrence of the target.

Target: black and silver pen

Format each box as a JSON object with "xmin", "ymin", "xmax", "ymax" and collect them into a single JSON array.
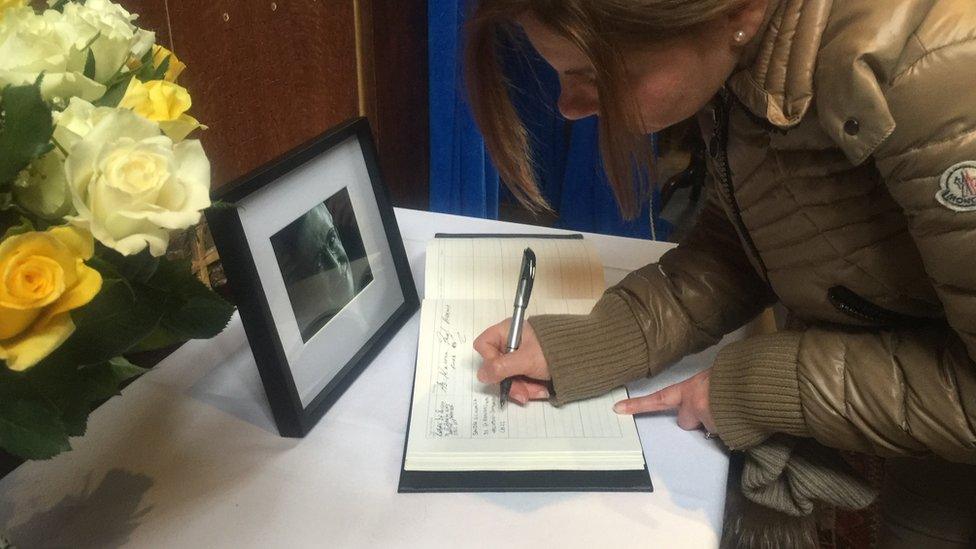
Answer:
[{"xmin": 500, "ymin": 247, "xmax": 536, "ymax": 407}]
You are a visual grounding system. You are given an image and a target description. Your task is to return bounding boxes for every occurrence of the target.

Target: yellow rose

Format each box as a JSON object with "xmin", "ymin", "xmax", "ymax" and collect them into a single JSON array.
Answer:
[
  {"xmin": 152, "ymin": 44, "xmax": 185, "ymax": 82},
  {"xmin": 118, "ymin": 78, "xmax": 202, "ymax": 141},
  {"xmin": 0, "ymin": 0, "xmax": 26, "ymax": 22},
  {"xmin": 120, "ymin": 77, "xmax": 190, "ymax": 121},
  {"xmin": 0, "ymin": 226, "xmax": 102, "ymax": 371}
]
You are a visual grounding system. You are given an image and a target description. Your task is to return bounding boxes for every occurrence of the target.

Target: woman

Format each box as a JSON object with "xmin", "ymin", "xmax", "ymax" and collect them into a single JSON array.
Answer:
[{"xmin": 469, "ymin": 0, "xmax": 976, "ymax": 546}]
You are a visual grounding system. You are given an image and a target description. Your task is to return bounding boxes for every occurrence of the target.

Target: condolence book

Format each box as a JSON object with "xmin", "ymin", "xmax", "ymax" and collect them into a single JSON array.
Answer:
[{"xmin": 398, "ymin": 234, "xmax": 653, "ymax": 493}]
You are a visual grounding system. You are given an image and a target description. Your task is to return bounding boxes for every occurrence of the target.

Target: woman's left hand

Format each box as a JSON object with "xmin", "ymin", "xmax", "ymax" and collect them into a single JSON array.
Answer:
[{"xmin": 613, "ymin": 369, "xmax": 717, "ymax": 435}]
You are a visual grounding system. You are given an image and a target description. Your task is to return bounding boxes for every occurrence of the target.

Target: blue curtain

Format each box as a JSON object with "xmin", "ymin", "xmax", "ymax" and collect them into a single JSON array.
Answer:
[
  {"xmin": 428, "ymin": 0, "xmax": 498, "ymax": 218},
  {"xmin": 428, "ymin": 1, "xmax": 669, "ymax": 240}
]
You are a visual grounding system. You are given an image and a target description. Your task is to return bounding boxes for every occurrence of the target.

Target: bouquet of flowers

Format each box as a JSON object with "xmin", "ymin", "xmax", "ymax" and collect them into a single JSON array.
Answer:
[{"xmin": 0, "ymin": 0, "xmax": 232, "ymax": 460}]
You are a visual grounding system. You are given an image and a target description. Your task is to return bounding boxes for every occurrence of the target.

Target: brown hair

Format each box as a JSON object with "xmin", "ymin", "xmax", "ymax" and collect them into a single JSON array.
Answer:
[{"xmin": 465, "ymin": 1, "xmax": 741, "ymax": 218}]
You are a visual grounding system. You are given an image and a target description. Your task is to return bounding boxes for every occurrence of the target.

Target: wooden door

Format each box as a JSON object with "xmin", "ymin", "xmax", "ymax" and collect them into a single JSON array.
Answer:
[{"xmin": 125, "ymin": 0, "xmax": 428, "ymax": 208}]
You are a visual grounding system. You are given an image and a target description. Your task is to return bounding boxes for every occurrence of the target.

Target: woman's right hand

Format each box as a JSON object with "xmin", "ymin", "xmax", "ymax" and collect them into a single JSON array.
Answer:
[{"xmin": 473, "ymin": 318, "xmax": 551, "ymax": 405}]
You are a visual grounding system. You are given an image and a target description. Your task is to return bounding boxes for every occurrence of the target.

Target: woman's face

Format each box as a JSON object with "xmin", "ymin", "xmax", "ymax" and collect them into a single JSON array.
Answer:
[{"xmin": 518, "ymin": 14, "xmax": 742, "ymax": 133}]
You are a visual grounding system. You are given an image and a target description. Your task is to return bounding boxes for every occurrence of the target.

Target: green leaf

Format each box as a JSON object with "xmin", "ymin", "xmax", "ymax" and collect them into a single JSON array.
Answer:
[
  {"xmin": 164, "ymin": 290, "xmax": 234, "ymax": 340},
  {"xmin": 146, "ymin": 258, "xmax": 234, "ymax": 340},
  {"xmin": 83, "ymin": 49, "xmax": 96, "ymax": 80},
  {"xmin": 16, "ymin": 359, "xmax": 94, "ymax": 438},
  {"xmin": 152, "ymin": 55, "xmax": 171, "ymax": 81},
  {"xmin": 94, "ymin": 73, "xmax": 133, "ymax": 108},
  {"xmin": 135, "ymin": 50, "xmax": 158, "ymax": 82},
  {"xmin": 13, "ymin": 355, "xmax": 132, "ymax": 439},
  {"xmin": 1, "ymin": 216, "xmax": 33, "ymax": 240},
  {"xmin": 0, "ymin": 83, "xmax": 55, "ymax": 189},
  {"xmin": 59, "ymin": 278, "xmax": 164, "ymax": 365},
  {"xmin": 108, "ymin": 356, "xmax": 149, "ymax": 383},
  {"xmin": 0, "ymin": 347, "xmax": 148, "ymax": 458},
  {"xmin": 133, "ymin": 48, "xmax": 155, "ymax": 81},
  {"xmin": 95, "ymin": 245, "xmax": 159, "ymax": 283},
  {"xmin": 0, "ymin": 399, "xmax": 70, "ymax": 460},
  {"xmin": 207, "ymin": 200, "xmax": 236, "ymax": 211},
  {"xmin": 49, "ymin": 0, "xmax": 71, "ymax": 12},
  {"xmin": 130, "ymin": 325, "xmax": 185, "ymax": 352}
]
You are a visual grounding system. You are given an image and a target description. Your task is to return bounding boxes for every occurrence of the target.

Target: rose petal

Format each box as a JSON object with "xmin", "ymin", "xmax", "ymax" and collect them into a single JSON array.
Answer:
[
  {"xmin": 48, "ymin": 225, "xmax": 95, "ymax": 260},
  {"xmin": 0, "ymin": 305, "xmax": 41, "ymax": 340},
  {"xmin": 0, "ymin": 313, "xmax": 75, "ymax": 372},
  {"xmin": 36, "ymin": 260, "xmax": 102, "ymax": 326}
]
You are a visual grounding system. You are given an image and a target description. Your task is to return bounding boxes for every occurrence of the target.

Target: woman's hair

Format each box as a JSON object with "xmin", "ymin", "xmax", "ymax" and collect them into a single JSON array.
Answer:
[{"xmin": 465, "ymin": 0, "xmax": 742, "ymax": 219}]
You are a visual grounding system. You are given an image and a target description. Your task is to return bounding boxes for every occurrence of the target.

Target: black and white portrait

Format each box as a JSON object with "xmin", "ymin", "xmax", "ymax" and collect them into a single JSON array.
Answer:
[{"xmin": 271, "ymin": 187, "xmax": 374, "ymax": 342}]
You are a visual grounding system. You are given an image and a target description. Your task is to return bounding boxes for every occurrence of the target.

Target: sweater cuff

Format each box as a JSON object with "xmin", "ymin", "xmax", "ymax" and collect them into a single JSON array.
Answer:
[
  {"xmin": 528, "ymin": 292, "xmax": 649, "ymax": 406},
  {"xmin": 710, "ymin": 332, "xmax": 810, "ymax": 449}
]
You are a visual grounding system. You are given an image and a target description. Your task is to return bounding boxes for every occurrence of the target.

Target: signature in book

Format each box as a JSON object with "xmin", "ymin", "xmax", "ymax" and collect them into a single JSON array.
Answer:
[
  {"xmin": 435, "ymin": 304, "xmax": 467, "ymax": 349},
  {"xmin": 430, "ymin": 400, "xmax": 459, "ymax": 438},
  {"xmin": 434, "ymin": 351, "xmax": 457, "ymax": 393},
  {"xmin": 471, "ymin": 396, "xmax": 507, "ymax": 437}
]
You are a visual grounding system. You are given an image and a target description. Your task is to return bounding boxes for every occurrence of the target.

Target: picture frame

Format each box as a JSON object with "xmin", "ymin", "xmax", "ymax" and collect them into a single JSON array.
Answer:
[{"xmin": 206, "ymin": 118, "xmax": 420, "ymax": 437}]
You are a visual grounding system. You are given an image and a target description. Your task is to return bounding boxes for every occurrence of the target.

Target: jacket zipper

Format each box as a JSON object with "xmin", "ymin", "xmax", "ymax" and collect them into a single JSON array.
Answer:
[
  {"xmin": 711, "ymin": 89, "xmax": 770, "ymax": 281},
  {"xmin": 828, "ymin": 286, "xmax": 940, "ymax": 329}
]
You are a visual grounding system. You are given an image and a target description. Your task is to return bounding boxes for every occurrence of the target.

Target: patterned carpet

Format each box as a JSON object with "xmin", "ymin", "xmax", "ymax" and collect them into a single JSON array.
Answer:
[{"xmin": 817, "ymin": 454, "xmax": 885, "ymax": 549}]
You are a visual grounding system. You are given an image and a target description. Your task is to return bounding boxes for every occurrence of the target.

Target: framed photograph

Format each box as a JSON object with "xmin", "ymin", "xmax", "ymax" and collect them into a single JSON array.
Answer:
[{"xmin": 207, "ymin": 118, "xmax": 419, "ymax": 437}]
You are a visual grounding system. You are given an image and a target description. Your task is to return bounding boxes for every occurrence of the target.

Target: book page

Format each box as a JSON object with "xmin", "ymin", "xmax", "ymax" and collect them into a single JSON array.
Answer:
[
  {"xmin": 404, "ymin": 296, "xmax": 646, "ymax": 472},
  {"xmin": 425, "ymin": 237, "xmax": 606, "ymax": 301}
]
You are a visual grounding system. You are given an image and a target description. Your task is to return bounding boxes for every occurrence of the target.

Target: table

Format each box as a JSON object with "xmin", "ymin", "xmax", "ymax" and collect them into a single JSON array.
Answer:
[{"xmin": 0, "ymin": 209, "xmax": 735, "ymax": 548}]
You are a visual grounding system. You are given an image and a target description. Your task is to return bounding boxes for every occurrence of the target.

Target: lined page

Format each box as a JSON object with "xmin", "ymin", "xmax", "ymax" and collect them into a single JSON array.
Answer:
[
  {"xmin": 404, "ymin": 296, "xmax": 645, "ymax": 472},
  {"xmin": 425, "ymin": 237, "xmax": 605, "ymax": 301}
]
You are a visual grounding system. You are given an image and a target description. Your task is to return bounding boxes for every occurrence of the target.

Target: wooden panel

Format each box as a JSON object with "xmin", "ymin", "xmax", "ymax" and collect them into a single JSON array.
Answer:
[
  {"xmin": 123, "ymin": 0, "xmax": 171, "ymax": 47},
  {"xmin": 164, "ymin": 0, "xmax": 361, "ymax": 188},
  {"xmin": 120, "ymin": 0, "xmax": 429, "ymax": 203},
  {"xmin": 361, "ymin": 0, "xmax": 429, "ymax": 209}
]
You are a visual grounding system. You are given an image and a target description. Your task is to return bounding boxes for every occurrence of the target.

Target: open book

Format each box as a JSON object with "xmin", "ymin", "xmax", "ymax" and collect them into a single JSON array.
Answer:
[{"xmin": 399, "ymin": 235, "xmax": 651, "ymax": 492}]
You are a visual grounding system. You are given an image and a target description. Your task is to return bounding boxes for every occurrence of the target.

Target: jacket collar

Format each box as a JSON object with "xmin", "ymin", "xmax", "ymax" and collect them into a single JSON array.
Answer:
[{"xmin": 727, "ymin": 0, "xmax": 833, "ymax": 130}]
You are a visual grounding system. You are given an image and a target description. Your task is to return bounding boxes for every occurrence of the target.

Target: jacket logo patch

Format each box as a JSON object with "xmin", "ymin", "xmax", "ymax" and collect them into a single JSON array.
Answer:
[{"xmin": 937, "ymin": 161, "xmax": 976, "ymax": 212}]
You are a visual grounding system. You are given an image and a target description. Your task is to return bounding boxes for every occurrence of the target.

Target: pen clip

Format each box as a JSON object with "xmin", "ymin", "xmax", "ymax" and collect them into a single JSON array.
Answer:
[{"xmin": 515, "ymin": 248, "xmax": 536, "ymax": 307}]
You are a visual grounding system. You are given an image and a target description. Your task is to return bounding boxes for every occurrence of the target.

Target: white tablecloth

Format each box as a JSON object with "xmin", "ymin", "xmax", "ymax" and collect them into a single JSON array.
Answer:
[{"xmin": 0, "ymin": 208, "xmax": 733, "ymax": 548}]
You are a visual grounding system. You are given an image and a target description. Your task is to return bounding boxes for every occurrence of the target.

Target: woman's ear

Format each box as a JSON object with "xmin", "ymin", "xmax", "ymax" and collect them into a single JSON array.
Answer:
[{"xmin": 727, "ymin": 0, "xmax": 770, "ymax": 46}]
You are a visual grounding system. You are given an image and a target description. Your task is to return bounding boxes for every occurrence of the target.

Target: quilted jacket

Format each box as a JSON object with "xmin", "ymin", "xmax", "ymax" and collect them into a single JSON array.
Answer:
[{"xmin": 529, "ymin": 0, "xmax": 976, "ymax": 463}]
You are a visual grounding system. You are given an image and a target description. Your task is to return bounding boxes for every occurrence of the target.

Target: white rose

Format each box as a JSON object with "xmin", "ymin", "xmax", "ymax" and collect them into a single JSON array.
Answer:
[
  {"xmin": 60, "ymin": 100, "xmax": 211, "ymax": 257},
  {"xmin": 54, "ymin": 96, "xmax": 113, "ymax": 150},
  {"xmin": 61, "ymin": 0, "xmax": 155, "ymax": 83},
  {"xmin": 0, "ymin": 1, "xmax": 156, "ymax": 101},
  {"xmin": 0, "ymin": 6, "xmax": 104, "ymax": 101}
]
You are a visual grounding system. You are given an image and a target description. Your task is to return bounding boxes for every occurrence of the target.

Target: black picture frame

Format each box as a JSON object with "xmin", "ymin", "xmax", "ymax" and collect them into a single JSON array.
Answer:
[{"xmin": 206, "ymin": 118, "xmax": 419, "ymax": 437}]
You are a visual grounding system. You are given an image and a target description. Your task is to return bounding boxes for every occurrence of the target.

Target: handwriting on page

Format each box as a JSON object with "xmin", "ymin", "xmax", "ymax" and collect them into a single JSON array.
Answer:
[{"xmin": 425, "ymin": 300, "xmax": 623, "ymax": 440}]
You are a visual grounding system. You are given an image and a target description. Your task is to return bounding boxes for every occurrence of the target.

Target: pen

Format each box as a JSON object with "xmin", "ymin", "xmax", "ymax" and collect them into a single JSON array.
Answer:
[{"xmin": 500, "ymin": 247, "xmax": 536, "ymax": 407}]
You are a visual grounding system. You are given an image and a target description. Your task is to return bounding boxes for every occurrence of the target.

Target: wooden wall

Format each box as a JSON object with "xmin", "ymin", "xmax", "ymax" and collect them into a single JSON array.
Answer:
[{"xmin": 125, "ymin": 0, "xmax": 429, "ymax": 209}]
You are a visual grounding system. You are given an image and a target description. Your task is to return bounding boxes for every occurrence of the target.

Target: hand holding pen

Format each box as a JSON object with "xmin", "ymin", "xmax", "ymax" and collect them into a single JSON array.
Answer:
[{"xmin": 473, "ymin": 248, "xmax": 553, "ymax": 405}]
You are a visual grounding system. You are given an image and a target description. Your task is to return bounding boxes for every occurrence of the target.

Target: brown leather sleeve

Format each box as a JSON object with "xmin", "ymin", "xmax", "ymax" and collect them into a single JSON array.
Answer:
[
  {"xmin": 531, "ymin": 193, "xmax": 775, "ymax": 404},
  {"xmin": 712, "ymin": 39, "xmax": 976, "ymax": 462},
  {"xmin": 842, "ymin": 37, "xmax": 976, "ymax": 461},
  {"xmin": 798, "ymin": 326, "xmax": 976, "ymax": 463}
]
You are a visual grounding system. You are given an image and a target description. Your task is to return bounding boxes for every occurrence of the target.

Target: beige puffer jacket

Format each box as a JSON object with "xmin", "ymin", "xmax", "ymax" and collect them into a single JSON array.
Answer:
[{"xmin": 529, "ymin": 0, "xmax": 976, "ymax": 464}]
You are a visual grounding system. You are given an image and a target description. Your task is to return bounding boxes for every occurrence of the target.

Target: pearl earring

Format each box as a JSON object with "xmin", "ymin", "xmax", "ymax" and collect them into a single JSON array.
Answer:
[{"xmin": 733, "ymin": 30, "xmax": 747, "ymax": 43}]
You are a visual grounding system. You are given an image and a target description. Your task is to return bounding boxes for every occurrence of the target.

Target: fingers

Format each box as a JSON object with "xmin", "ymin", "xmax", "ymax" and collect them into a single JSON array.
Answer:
[
  {"xmin": 478, "ymin": 346, "xmax": 549, "ymax": 383},
  {"xmin": 478, "ymin": 354, "xmax": 510, "ymax": 384},
  {"xmin": 508, "ymin": 379, "xmax": 529, "ymax": 405},
  {"xmin": 612, "ymin": 372, "xmax": 716, "ymax": 436},
  {"xmin": 508, "ymin": 378, "xmax": 550, "ymax": 405},
  {"xmin": 473, "ymin": 320, "xmax": 508, "ymax": 361},
  {"xmin": 613, "ymin": 384, "xmax": 682, "ymax": 415},
  {"xmin": 676, "ymin": 407, "xmax": 702, "ymax": 431}
]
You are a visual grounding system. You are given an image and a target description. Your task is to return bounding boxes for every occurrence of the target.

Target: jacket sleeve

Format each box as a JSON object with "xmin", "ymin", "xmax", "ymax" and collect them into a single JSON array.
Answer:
[
  {"xmin": 710, "ymin": 40, "xmax": 976, "ymax": 463},
  {"xmin": 530, "ymin": 193, "xmax": 776, "ymax": 405}
]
